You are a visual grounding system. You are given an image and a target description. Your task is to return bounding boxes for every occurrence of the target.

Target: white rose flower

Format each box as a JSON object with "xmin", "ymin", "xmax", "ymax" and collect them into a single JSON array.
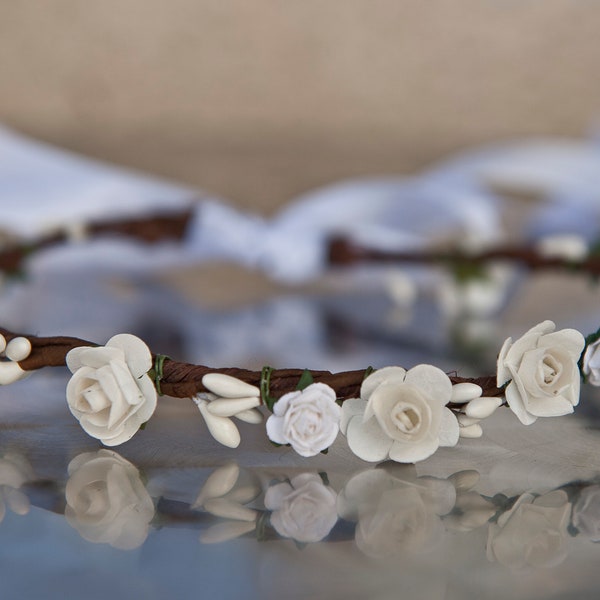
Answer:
[
  {"xmin": 66, "ymin": 334, "xmax": 157, "ymax": 446},
  {"xmin": 497, "ymin": 320, "xmax": 585, "ymax": 425},
  {"xmin": 265, "ymin": 383, "xmax": 341, "ymax": 457},
  {"xmin": 264, "ymin": 473, "xmax": 338, "ymax": 543},
  {"xmin": 572, "ymin": 485, "xmax": 600, "ymax": 541},
  {"xmin": 340, "ymin": 365, "xmax": 459, "ymax": 463},
  {"xmin": 582, "ymin": 338, "xmax": 600, "ymax": 386},
  {"xmin": 486, "ymin": 490, "xmax": 571, "ymax": 569},
  {"xmin": 65, "ymin": 450, "xmax": 155, "ymax": 550}
]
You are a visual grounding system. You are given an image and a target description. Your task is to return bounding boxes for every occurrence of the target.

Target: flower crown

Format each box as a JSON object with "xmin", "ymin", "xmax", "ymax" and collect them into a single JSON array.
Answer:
[{"xmin": 1, "ymin": 319, "xmax": 599, "ymax": 464}]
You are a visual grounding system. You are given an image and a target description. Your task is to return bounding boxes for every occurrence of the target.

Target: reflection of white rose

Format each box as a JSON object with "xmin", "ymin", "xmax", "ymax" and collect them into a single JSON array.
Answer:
[
  {"xmin": 337, "ymin": 467, "xmax": 456, "ymax": 558},
  {"xmin": 583, "ymin": 339, "xmax": 600, "ymax": 387},
  {"xmin": 341, "ymin": 365, "xmax": 459, "ymax": 463},
  {"xmin": 65, "ymin": 450, "xmax": 155, "ymax": 550},
  {"xmin": 497, "ymin": 320, "xmax": 584, "ymax": 425},
  {"xmin": 572, "ymin": 485, "xmax": 600, "ymax": 541},
  {"xmin": 266, "ymin": 383, "xmax": 341, "ymax": 457},
  {"xmin": 66, "ymin": 334, "xmax": 157, "ymax": 446},
  {"xmin": 264, "ymin": 473, "xmax": 338, "ymax": 542},
  {"xmin": 486, "ymin": 490, "xmax": 571, "ymax": 569}
]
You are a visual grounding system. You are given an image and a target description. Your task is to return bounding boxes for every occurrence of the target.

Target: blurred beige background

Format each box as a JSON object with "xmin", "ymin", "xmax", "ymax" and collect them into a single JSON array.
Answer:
[{"xmin": 2, "ymin": 0, "xmax": 600, "ymax": 214}]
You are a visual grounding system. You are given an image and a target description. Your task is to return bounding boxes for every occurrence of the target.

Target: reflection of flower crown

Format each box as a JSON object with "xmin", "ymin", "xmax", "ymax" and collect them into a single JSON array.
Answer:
[
  {"xmin": 1, "ymin": 318, "xmax": 599, "ymax": 464},
  {"xmin": 18, "ymin": 450, "xmax": 600, "ymax": 568}
]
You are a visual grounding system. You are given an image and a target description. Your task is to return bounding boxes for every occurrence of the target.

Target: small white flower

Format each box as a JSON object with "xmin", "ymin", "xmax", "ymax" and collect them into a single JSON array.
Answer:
[
  {"xmin": 486, "ymin": 490, "xmax": 571, "ymax": 569},
  {"xmin": 266, "ymin": 383, "xmax": 341, "ymax": 457},
  {"xmin": 341, "ymin": 365, "xmax": 459, "ymax": 464},
  {"xmin": 66, "ymin": 334, "xmax": 157, "ymax": 446},
  {"xmin": 582, "ymin": 338, "xmax": 600, "ymax": 386},
  {"xmin": 265, "ymin": 473, "xmax": 338, "ymax": 543},
  {"xmin": 497, "ymin": 320, "xmax": 585, "ymax": 425},
  {"xmin": 65, "ymin": 450, "xmax": 155, "ymax": 550}
]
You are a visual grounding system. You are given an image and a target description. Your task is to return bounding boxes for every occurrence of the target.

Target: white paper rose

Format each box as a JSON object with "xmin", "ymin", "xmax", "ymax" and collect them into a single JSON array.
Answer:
[
  {"xmin": 497, "ymin": 320, "xmax": 585, "ymax": 425},
  {"xmin": 486, "ymin": 490, "xmax": 571, "ymax": 569},
  {"xmin": 340, "ymin": 365, "xmax": 459, "ymax": 463},
  {"xmin": 582, "ymin": 339, "xmax": 600, "ymax": 386},
  {"xmin": 66, "ymin": 334, "xmax": 157, "ymax": 446},
  {"xmin": 264, "ymin": 473, "xmax": 338, "ymax": 543},
  {"xmin": 65, "ymin": 450, "xmax": 155, "ymax": 550},
  {"xmin": 266, "ymin": 383, "xmax": 341, "ymax": 457}
]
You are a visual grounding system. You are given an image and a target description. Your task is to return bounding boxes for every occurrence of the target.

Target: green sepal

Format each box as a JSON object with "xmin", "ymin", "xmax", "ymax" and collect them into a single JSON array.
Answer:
[
  {"xmin": 296, "ymin": 369, "xmax": 314, "ymax": 391},
  {"xmin": 318, "ymin": 471, "xmax": 330, "ymax": 486}
]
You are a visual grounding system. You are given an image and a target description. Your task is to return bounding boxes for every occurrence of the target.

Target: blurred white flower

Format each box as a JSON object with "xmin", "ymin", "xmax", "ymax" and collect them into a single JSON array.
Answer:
[
  {"xmin": 65, "ymin": 450, "xmax": 155, "ymax": 550},
  {"xmin": 486, "ymin": 490, "xmax": 571, "ymax": 569},
  {"xmin": 265, "ymin": 473, "xmax": 338, "ymax": 543},
  {"xmin": 337, "ymin": 467, "xmax": 456, "ymax": 557}
]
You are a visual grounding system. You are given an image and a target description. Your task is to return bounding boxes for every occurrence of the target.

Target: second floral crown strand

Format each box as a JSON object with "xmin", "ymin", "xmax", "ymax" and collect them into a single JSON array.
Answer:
[{"xmin": 1, "ymin": 319, "xmax": 599, "ymax": 464}]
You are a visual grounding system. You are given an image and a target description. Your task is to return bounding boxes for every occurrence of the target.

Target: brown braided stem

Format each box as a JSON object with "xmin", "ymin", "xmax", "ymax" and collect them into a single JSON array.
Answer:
[
  {"xmin": 328, "ymin": 236, "xmax": 600, "ymax": 274},
  {"xmin": 0, "ymin": 208, "xmax": 195, "ymax": 273},
  {"xmin": 0, "ymin": 328, "xmax": 504, "ymax": 403}
]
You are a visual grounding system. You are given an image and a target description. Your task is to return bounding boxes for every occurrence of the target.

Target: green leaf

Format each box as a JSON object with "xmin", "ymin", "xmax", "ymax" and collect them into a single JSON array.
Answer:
[{"xmin": 296, "ymin": 369, "xmax": 314, "ymax": 391}]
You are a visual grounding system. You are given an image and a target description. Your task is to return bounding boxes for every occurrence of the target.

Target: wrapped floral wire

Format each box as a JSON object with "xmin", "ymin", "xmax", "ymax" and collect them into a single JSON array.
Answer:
[
  {"xmin": 1, "ymin": 210, "xmax": 600, "ymax": 283},
  {"xmin": 0, "ymin": 319, "xmax": 597, "ymax": 463},
  {"xmin": 0, "ymin": 209, "xmax": 194, "ymax": 275}
]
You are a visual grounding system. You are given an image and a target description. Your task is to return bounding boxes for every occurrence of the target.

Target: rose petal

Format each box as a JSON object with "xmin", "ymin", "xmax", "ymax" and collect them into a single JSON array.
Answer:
[
  {"xmin": 438, "ymin": 408, "xmax": 460, "ymax": 447},
  {"xmin": 265, "ymin": 415, "xmax": 288, "ymax": 445},
  {"xmin": 346, "ymin": 415, "xmax": 393, "ymax": 462},
  {"xmin": 496, "ymin": 336, "xmax": 513, "ymax": 387},
  {"xmin": 106, "ymin": 334, "xmax": 152, "ymax": 378},
  {"xmin": 264, "ymin": 481, "xmax": 294, "ymax": 510},
  {"xmin": 537, "ymin": 329, "xmax": 585, "ymax": 361},
  {"xmin": 404, "ymin": 365, "xmax": 452, "ymax": 407},
  {"xmin": 388, "ymin": 434, "xmax": 439, "ymax": 463},
  {"xmin": 505, "ymin": 381, "xmax": 537, "ymax": 426},
  {"xmin": 340, "ymin": 398, "xmax": 366, "ymax": 435},
  {"xmin": 66, "ymin": 346, "xmax": 123, "ymax": 373},
  {"xmin": 527, "ymin": 395, "xmax": 575, "ymax": 418},
  {"xmin": 360, "ymin": 366, "xmax": 406, "ymax": 401},
  {"xmin": 503, "ymin": 321, "xmax": 555, "ymax": 369}
]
